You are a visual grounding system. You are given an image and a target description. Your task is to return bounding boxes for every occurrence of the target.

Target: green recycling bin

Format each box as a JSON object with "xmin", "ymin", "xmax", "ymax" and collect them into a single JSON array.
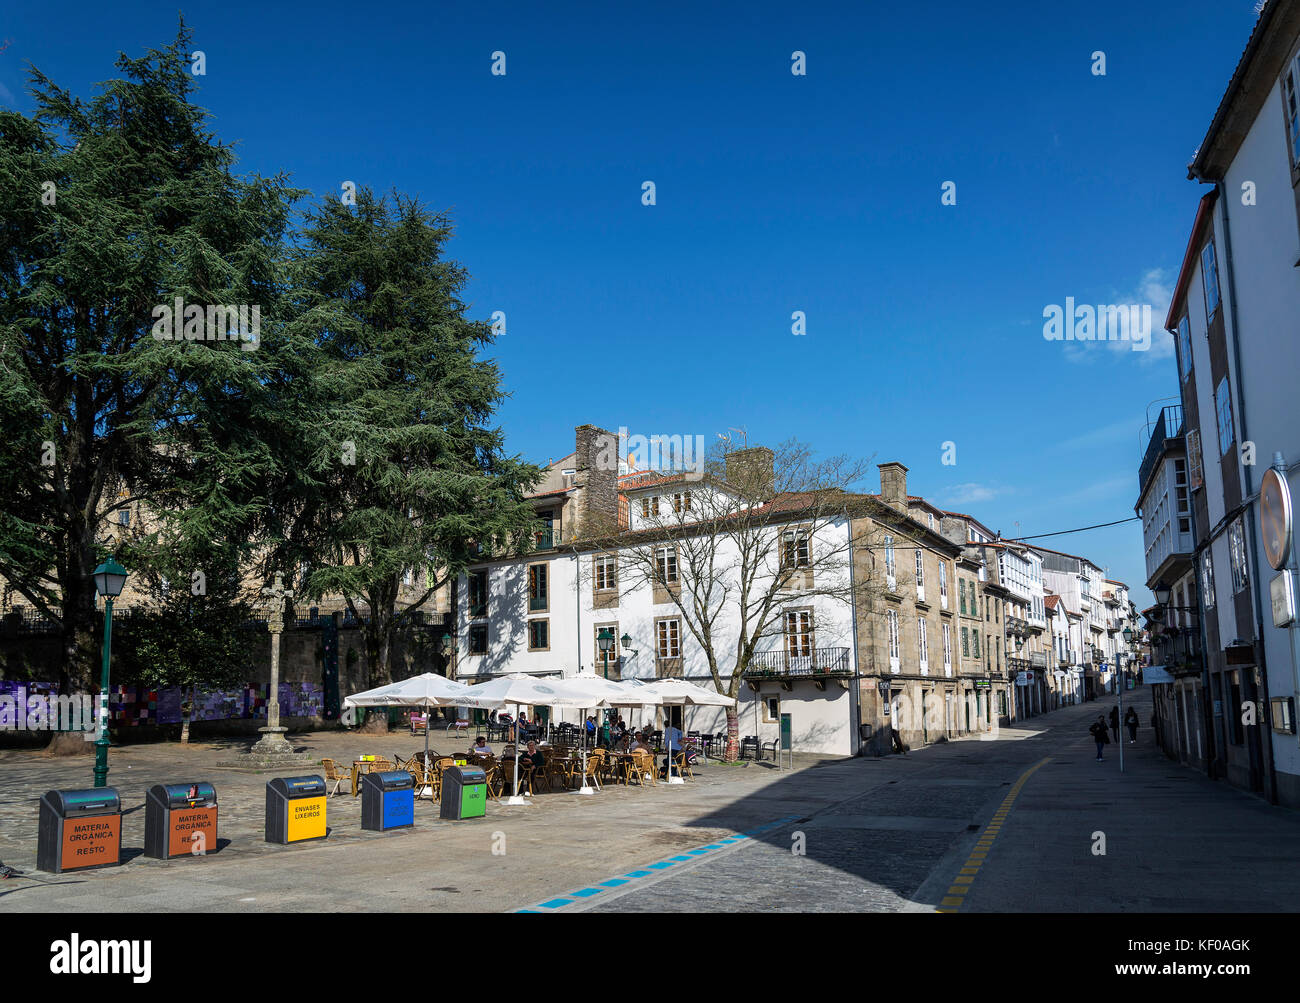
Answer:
[{"xmin": 439, "ymin": 765, "xmax": 486, "ymax": 820}]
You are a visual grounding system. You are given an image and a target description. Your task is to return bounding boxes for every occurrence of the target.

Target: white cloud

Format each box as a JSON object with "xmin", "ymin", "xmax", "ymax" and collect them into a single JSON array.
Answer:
[
  {"xmin": 1056, "ymin": 267, "xmax": 1175, "ymax": 364},
  {"xmin": 941, "ymin": 482, "xmax": 1003, "ymax": 505}
]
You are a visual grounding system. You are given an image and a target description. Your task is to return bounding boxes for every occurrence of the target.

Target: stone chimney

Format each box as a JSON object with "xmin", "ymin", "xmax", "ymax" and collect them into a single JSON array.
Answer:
[
  {"xmin": 574, "ymin": 424, "xmax": 619, "ymax": 537},
  {"xmin": 725, "ymin": 446, "xmax": 775, "ymax": 499},
  {"xmin": 878, "ymin": 462, "xmax": 908, "ymax": 513}
]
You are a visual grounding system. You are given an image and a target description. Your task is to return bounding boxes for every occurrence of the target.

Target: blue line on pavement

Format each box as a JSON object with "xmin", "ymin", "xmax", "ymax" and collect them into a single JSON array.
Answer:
[{"xmin": 517, "ymin": 814, "xmax": 803, "ymax": 913}]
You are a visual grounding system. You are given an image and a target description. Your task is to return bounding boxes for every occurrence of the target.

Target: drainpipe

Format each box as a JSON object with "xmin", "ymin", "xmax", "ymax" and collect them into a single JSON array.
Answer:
[
  {"xmin": 1215, "ymin": 179, "xmax": 1278, "ymax": 804},
  {"xmin": 846, "ymin": 508, "xmax": 864, "ymax": 755}
]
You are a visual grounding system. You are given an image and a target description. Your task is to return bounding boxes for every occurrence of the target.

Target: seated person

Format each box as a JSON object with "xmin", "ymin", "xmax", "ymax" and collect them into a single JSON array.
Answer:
[
  {"xmin": 469, "ymin": 736, "xmax": 494, "ymax": 757},
  {"xmin": 627, "ymin": 732, "xmax": 650, "ymax": 754},
  {"xmin": 519, "ymin": 740, "xmax": 546, "ymax": 776}
]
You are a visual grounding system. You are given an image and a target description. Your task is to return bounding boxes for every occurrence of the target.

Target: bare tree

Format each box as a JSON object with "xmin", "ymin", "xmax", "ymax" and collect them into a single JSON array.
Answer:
[{"xmin": 576, "ymin": 439, "xmax": 911, "ymax": 760}]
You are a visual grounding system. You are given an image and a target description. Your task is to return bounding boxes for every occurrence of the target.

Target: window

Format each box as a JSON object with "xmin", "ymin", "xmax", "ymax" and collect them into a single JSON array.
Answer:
[
  {"xmin": 1285, "ymin": 55, "xmax": 1300, "ymax": 165},
  {"xmin": 884, "ymin": 536, "xmax": 896, "ymax": 585},
  {"xmin": 468, "ymin": 624, "xmax": 488, "ymax": 655},
  {"xmin": 468, "ymin": 571, "xmax": 488, "ymax": 617},
  {"xmin": 528, "ymin": 563, "xmax": 548, "ymax": 612},
  {"xmin": 887, "ymin": 610, "xmax": 900, "ymax": 671},
  {"xmin": 939, "ymin": 563, "xmax": 948, "ymax": 606},
  {"xmin": 118, "ymin": 508, "xmax": 131, "ymax": 526},
  {"xmin": 961, "ymin": 626, "xmax": 970, "ymax": 657},
  {"xmin": 1229, "ymin": 518, "xmax": 1249, "ymax": 594},
  {"xmin": 918, "ymin": 617, "xmax": 929, "ymax": 674},
  {"xmin": 959, "ymin": 578, "xmax": 967, "ymax": 615},
  {"xmin": 1215, "ymin": 376, "xmax": 1234, "ymax": 457},
  {"xmin": 1177, "ymin": 316, "xmax": 1192, "ymax": 381},
  {"xmin": 594, "ymin": 554, "xmax": 617, "ymax": 591},
  {"xmin": 641, "ymin": 496, "xmax": 659, "ymax": 518},
  {"xmin": 656, "ymin": 618, "xmax": 681, "ymax": 658},
  {"xmin": 1201, "ymin": 550, "xmax": 1216, "ymax": 610},
  {"xmin": 673, "ymin": 492, "xmax": 691, "ymax": 514},
  {"xmin": 655, "ymin": 546, "xmax": 679, "ymax": 584},
  {"xmin": 972, "ymin": 630, "xmax": 980, "ymax": 659},
  {"xmin": 942, "ymin": 624, "xmax": 953, "ymax": 676},
  {"xmin": 594, "ymin": 622, "xmax": 619, "ymax": 674},
  {"xmin": 785, "ymin": 610, "xmax": 813, "ymax": 658},
  {"xmin": 1202, "ymin": 240, "xmax": 1221, "ymax": 320},
  {"xmin": 764, "ymin": 696, "xmax": 780, "ymax": 723},
  {"xmin": 782, "ymin": 529, "xmax": 811, "ymax": 570},
  {"xmin": 528, "ymin": 619, "xmax": 549, "ymax": 651},
  {"xmin": 915, "ymin": 550, "xmax": 925, "ymax": 588}
]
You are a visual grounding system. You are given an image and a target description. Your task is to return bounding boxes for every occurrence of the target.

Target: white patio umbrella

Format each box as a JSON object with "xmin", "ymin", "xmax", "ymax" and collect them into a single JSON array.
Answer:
[
  {"xmin": 637, "ymin": 678, "xmax": 736, "ymax": 783},
  {"xmin": 564, "ymin": 675, "xmax": 663, "ymax": 794},
  {"xmin": 456, "ymin": 674, "xmax": 595, "ymax": 805},
  {"xmin": 343, "ymin": 673, "xmax": 475, "ymax": 796}
]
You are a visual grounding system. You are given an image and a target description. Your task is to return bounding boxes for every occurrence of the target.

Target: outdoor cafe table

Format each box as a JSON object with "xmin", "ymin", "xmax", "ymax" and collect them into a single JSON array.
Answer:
[{"xmin": 350, "ymin": 759, "xmax": 380, "ymax": 796}]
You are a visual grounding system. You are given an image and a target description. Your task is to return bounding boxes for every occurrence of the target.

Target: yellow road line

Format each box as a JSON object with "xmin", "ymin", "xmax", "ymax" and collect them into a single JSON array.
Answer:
[{"xmin": 935, "ymin": 756, "xmax": 1051, "ymax": 914}]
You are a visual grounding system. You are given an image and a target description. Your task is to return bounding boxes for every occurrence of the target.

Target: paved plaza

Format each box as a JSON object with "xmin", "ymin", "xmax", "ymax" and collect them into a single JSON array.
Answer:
[{"xmin": 1, "ymin": 689, "xmax": 1298, "ymax": 912}]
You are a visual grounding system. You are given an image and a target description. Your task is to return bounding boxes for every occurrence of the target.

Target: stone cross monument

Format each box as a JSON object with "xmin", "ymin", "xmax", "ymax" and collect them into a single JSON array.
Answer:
[{"xmin": 250, "ymin": 572, "xmax": 294, "ymax": 756}]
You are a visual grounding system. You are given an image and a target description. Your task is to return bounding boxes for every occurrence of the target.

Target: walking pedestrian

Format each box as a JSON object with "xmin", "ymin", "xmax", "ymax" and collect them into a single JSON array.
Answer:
[
  {"xmin": 1089, "ymin": 715, "xmax": 1110, "ymax": 761},
  {"xmin": 1108, "ymin": 705, "xmax": 1120, "ymax": 743},
  {"xmin": 1124, "ymin": 706, "xmax": 1139, "ymax": 744}
]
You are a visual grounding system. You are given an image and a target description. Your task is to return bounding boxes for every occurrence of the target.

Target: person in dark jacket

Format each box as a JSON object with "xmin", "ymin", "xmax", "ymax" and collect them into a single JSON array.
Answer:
[
  {"xmin": 1124, "ymin": 706, "xmax": 1139, "ymax": 744},
  {"xmin": 1089, "ymin": 715, "xmax": 1110, "ymax": 761},
  {"xmin": 1108, "ymin": 705, "xmax": 1120, "ymax": 743}
]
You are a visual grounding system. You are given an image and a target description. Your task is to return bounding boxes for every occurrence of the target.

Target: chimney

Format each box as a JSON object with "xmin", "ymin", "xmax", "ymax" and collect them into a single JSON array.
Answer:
[
  {"xmin": 574, "ymin": 424, "xmax": 619, "ymax": 537},
  {"xmin": 878, "ymin": 461, "xmax": 908, "ymax": 513},
  {"xmin": 725, "ymin": 446, "xmax": 775, "ymax": 500}
]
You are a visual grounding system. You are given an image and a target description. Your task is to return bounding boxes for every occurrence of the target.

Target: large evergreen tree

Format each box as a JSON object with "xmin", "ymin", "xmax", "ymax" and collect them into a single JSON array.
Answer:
[
  {"xmin": 289, "ymin": 189, "xmax": 540, "ymax": 724},
  {"xmin": 0, "ymin": 24, "xmax": 305, "ymax": 741}
]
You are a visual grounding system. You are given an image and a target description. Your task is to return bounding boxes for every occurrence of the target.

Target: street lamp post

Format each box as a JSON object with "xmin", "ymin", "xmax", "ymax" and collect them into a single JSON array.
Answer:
[{"xmin": 91, "ymin": 557, "xmax": 128, "ymax": 789}]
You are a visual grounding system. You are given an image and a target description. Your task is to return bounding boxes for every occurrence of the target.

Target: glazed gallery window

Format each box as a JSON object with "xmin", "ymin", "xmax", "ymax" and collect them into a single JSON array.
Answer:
[{"xmin": 1215, "ymin": 376, "xmax": 1234, "ymax": 457}]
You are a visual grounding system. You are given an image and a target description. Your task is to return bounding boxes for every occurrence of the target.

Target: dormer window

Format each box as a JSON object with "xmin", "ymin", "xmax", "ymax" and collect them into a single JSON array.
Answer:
[{"xmin": 641, "ymin": 495, "xmax": 659, "ymax": 518}]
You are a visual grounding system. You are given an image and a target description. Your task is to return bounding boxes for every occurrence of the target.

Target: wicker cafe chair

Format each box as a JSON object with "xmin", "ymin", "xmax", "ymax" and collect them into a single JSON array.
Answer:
[
  {"xmin": 580, "ymin": 752, "xmax": 603, "ymax": 791},
  {"xmin": 482, "ymin": 763, "xmax": 504, "ymax": 802},
  {"xmin": 546, "ymin": 755, "xmax": 575, "ymax": 791},
  {"xmin": 673, "ymin": 751, "xmax": 695, "ymax": 781},
  {"xmin": 628, "ymin": 750, "xmax": 656, "ymax": 787},
  {"xmin": 321, "ymin": 758, "xmax": 348, "ymax": 797}
]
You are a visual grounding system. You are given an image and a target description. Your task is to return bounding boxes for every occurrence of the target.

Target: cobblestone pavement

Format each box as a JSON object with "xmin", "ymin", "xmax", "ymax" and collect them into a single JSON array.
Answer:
[{"xmin": 3, "ymin": 691, "xmax": 1298, "ymax": 912}]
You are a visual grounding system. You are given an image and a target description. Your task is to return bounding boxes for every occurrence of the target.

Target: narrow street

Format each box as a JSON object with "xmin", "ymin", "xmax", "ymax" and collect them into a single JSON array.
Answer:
[{"xmin": 559, "ymin": 689, "xmax": 1300, "ymax": 913}]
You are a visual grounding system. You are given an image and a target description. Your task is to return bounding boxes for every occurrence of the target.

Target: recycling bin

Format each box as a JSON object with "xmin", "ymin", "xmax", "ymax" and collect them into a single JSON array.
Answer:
[
  {"xmin": 439, "ymin": 765, "xmax": 487, "ymax": 820},
  {"xmin": 145, "ymin": 782, "xmax": 218, "ymax": 860},
  {"xmin": 37, "ymin": 788, "xmax": 122, "ymax": 874},
  {"xmin": 265, "ymin": 775, "xmax": 328, "ymax": 844},
  {"xmin": 361, "ymin": 770, "xmax": 415, "ymax": 831}
]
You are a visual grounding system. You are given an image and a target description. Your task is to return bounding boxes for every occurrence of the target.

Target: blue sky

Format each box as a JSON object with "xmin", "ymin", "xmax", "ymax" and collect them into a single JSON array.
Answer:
[{"xmin": 0, "ymin": 0, "xmax": 1261, "ymax": 605}]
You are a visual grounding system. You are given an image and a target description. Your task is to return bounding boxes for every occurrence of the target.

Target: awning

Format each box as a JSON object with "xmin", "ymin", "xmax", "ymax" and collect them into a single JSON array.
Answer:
[{"xmin": 1141, "ymin": 665, "xmax": 1175, "ymax": 684}]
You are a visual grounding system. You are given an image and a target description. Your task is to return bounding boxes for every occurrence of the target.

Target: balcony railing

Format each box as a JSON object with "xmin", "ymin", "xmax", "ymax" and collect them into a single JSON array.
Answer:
[
  {"xmin": 1005, "ymin": 616, "xmax": 1028, "ymax": 637},
  {"xmin": 1139, "ymin": 404, "xmax": 1184, "ymax": 496},
  {"xmin": 1007, "ymin": 656, "xmax": 1031, "ymax": 674},
  {"xmin": 743, "ymin": 647, "xmax": 852, "ymax": 678},
  {"xmin": 532, "ymin": 526, "xmax": 558, "ymax": 549}
]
